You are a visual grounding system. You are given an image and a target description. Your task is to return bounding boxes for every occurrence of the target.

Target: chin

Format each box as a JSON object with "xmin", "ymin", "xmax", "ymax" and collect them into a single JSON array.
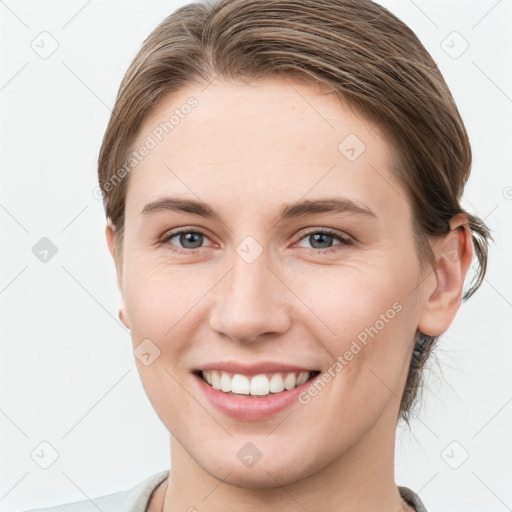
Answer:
[{"xmin": 196, "ymin": 443, "xmax": 325, "ymax": 489}]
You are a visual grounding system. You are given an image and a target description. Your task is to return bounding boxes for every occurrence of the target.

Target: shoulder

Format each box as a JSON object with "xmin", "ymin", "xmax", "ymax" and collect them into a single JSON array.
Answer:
[
  {"xmin": 20, "ymin": 470, "xmax": 170, "ymax": 512},
  {"xmin": 398, "ymin": 486, "xmax": 429, "ymax": 512}
]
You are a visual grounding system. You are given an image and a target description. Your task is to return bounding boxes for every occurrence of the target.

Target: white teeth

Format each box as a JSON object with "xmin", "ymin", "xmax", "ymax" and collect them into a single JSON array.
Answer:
[
  {"xmin": 231, "ymin": 374, "xmax": 250, "ymax": 394},
  {"xmin": 220, "ymin": 372, "xmax": 232, "ymax": 392},
  {"xmin": 211, "ymin": 370, "xmax": 221, "ymax": 390},
  {"xmin": 283, "ymin": 373, "xmax": 296, "ymax": 390},
  {"xmin": 269, "ymin": 373, "xmax": 285, "ymax": 393},
  {"xmin": 200, "ymin": 370, "xmax": 312, "ymax": 396},
  {"xmin": 250, "ymin": 374, "xmax": 270, "ymax": 396},
  {"xmin": 296, "ymin": 371, "xmax": 309, "ymax": 386}
]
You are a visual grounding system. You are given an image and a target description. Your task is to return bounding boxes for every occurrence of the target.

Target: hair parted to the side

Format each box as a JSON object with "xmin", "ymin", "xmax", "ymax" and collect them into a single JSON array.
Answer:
[{"xmin": 98, "ymin": 0, "xmax": 493, "ymax": 426}]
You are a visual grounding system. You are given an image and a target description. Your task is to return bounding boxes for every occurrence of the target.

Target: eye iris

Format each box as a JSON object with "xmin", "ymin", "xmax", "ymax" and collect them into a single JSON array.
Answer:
[
  {"xmin": 310, "ymin": 233, "xmax": 333, "ymax": 249},
  {"xmin": 180, "ymin": 232, "xmax": 203, "ymax": 249},
  {"xmin": 173, "ymin": 231, "xmax": 341, "ymax": 251}
]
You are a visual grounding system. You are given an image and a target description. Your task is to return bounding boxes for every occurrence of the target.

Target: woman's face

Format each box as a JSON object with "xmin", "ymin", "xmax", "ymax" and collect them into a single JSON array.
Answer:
[{"xmin": 109, "ymin": 77, "xmax": 430, "ymax": 486}]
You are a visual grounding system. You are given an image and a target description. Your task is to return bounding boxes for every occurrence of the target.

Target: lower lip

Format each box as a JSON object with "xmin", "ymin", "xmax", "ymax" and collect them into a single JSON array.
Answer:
[{"xmin": 193, "ymin": 372, "xmax": 320, "ymax": 421}]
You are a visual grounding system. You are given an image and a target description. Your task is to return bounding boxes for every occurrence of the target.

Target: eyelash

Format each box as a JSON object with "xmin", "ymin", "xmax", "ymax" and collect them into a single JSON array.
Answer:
[{"xmin": 158, "ymin": 227, "xmax": 354, "ymax": 256}]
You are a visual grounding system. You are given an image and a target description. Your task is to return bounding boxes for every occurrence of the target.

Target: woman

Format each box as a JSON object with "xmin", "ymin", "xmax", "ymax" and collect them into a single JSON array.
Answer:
[{"xmin": 24, "ymin": 0, "xmax": 492, "ymax": 511}]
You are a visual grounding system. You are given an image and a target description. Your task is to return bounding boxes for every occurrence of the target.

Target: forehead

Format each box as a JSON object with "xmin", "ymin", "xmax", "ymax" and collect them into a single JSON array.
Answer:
[{"xmin": 126, "ymin": 77, "xmax": 406, "ymax": 217}]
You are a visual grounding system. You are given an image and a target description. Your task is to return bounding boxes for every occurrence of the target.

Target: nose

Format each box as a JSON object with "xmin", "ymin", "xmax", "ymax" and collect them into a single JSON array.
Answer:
[{"xmin": 208, "ymin": 248, "xmax": 291, "ymax": 344}]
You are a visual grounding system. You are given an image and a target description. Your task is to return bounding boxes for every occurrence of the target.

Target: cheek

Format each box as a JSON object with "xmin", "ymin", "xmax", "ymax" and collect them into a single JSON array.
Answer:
[
  {"xmin": 295, "ymin": 262, "xmax": 407, "ymax": 333},
  {"xmin": 124, "ymin": 260, "xmax": 172, "ymax": 333},
  {"xmin": 121, "ymin": 257, "xmax": 208, "ymax": 425},
  {"xmin": 294, "ymin": 261, "xmax": 417, "ymax": 385},
  {"xmin": 122, "ymin": 255, "xmax": 220, "ymax": 350},
  {"xmin": 294, "ymin": 273, "xmax": 417, "ymax": 433},
  {"xmin": 122, "ymin": 241, "xmax": 419, "ymax": 358}
]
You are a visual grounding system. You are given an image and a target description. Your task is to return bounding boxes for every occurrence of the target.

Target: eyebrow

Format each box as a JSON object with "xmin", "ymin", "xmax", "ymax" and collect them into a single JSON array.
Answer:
[{"xmin": 140, "ymin": 196, "xmax": 378, "ymax": 222}]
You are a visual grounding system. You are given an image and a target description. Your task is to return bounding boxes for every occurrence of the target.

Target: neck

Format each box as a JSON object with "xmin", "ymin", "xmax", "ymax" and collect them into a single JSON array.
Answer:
[{"xmin": 153, "ymin": 403, "xmax": 413, "ymax": 512}]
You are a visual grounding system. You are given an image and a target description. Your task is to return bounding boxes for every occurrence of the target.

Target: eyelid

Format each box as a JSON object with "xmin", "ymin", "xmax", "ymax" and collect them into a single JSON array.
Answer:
[
  {"xmin": 294, "ymin": 226, "xmax": 354, "ymax": 244},
  {"xmin": 158, "ymin": 225, "xmax": 354, "ymax": 254},
  {"xmin": 157, "ymin": 226, "xmax": 216, "ymax": 252},
  {"xmin": 158, "ymin": 226, "xmax": 211, "ymax": 242}
]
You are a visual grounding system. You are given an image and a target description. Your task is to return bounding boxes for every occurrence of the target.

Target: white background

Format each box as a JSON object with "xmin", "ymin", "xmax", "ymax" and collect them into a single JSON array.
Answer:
[{"xmin": 0, "ymin": 1, "xmax": 511, "ymax": 511}]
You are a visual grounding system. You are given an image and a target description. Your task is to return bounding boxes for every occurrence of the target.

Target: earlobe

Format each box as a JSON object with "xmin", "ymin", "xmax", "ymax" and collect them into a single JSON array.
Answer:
[
  {"xmin": 118, "ymin": 302, "xmax": 130, "ymax": 329},
  {"xmin": 417, "ymin": 214, "xmax": 474, "ymax": 337}
]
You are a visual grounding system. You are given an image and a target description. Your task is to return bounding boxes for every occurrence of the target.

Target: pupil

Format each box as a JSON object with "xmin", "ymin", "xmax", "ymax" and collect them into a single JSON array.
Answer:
[
  {"xmin": 178, "ymin": 233, "xmax": 333, "ymax": 250},
  {"xmin": 311, "ymin": 233, "xmax": 332, "ymax": 249},
  {"xmin": 181, "ymin": 232, "xmax": 202, "ymax": 249}
]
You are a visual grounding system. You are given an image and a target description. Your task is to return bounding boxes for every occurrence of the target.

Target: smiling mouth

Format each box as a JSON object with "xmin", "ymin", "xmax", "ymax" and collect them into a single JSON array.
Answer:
[{"xmin": 193, "ymin": 369, "xmax": 321, "ymax": 397}]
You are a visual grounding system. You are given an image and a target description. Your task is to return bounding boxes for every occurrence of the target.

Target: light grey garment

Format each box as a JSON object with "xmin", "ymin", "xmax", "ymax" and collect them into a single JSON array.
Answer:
[
  {"xmin": 21, "ymin": 471, "xmax": 428, "ymax": 512},
  {"xmin": 20, "ymin": 471, "xmax": 169, "ymax": 512}
]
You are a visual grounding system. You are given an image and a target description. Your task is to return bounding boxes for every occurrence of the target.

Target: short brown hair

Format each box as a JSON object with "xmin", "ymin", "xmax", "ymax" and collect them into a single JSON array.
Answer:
[{"xmin": 98, "ymin": 0, "xmax": 492, "ymax": 425}]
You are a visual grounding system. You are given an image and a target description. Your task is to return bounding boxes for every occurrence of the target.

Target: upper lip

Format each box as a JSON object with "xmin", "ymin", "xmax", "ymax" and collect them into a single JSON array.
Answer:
[{"xmin": 196, "ymin": 361, "xmax": 319, "ymax": 376}]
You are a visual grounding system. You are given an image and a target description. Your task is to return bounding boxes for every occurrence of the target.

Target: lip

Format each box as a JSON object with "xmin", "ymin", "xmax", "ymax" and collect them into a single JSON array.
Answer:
[
  {"xmin": 193, "ymin": 370, "xmax": 321, "ymax": 421},
  {"xmin": 196, "ymin": 360, "xmax": 317, "ymax": 377}
]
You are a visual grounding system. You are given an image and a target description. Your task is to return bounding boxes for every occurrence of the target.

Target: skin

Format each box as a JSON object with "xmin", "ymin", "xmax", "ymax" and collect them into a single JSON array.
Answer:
[{"xmin": 105, "ymin": 77, "xmax": 473, "ymax": 512}]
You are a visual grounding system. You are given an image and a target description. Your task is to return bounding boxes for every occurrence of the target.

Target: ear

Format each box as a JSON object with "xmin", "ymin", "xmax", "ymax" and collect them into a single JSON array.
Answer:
[
  {"xmin": 417, "ymin": 213, "xmax": 474, "ymax": 337},
  {"xmin": 105, "ymin": 219, "xmax": 130, "ymax": 329}
]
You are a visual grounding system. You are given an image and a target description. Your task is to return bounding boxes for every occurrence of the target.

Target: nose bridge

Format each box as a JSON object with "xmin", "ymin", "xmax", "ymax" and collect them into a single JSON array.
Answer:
[
  {"xmin": 209, "ymin": 239, "xmax": 290, "ymax": 343},
  {"xmin": 230, "ymin": 245, "xmax": 271, "ymax": 304}
]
